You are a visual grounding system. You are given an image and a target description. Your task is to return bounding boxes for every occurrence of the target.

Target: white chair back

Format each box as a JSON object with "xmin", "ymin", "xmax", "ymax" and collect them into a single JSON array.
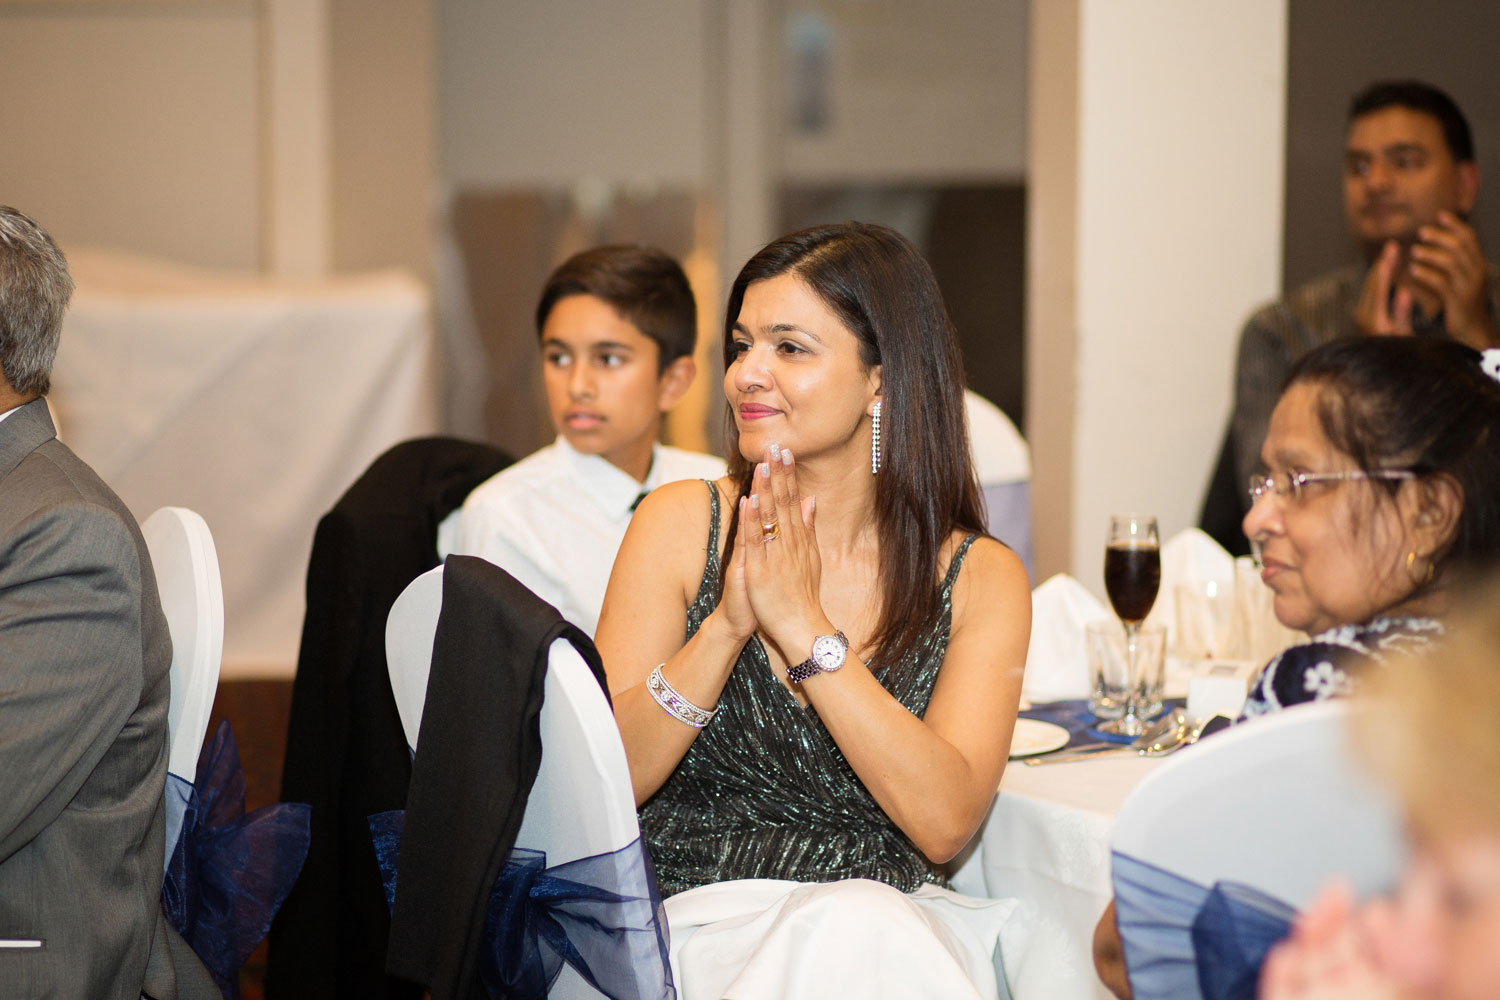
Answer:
[
  {"xmin": 385, "ymin": 565, "xmax": 443, "ymax": 750},
  {"xmin": 518, "ymin": 641, "xmax": 655, "ymax": 1000},
  {"xmin": 513, "ymin": 641, "xmax": 641, "ymax": 862},
  {"xmin": 964, "ymin": 389, "xmax": 1034, "ymax": 578},
  {"xmin": 142, "ymin": 506, "xmax": 224, "ymax": 781},
  {"xmin": 384, "ymin": 564, "xmax": 652, "ymax": 999},
  {"xmin": 1114, "ymin": 700, "xmax": 1405, "ymax": 906}
]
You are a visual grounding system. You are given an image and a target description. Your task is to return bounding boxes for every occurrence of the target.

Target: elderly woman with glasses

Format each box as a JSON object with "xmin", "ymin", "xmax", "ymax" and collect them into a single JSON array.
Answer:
[
  {"xmin": 1236, "ymin": 335, "xmax": 1500, "ymax": 718},
  {"xmin": 1094, "ymin": 335, "xmax": 1500, "ymax": 1000}
]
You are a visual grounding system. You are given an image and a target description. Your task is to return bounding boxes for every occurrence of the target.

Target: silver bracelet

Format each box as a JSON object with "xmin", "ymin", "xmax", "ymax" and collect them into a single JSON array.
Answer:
[{"xmin": 646, "ymin": 663, "xmax": 717, "ymax": 729}]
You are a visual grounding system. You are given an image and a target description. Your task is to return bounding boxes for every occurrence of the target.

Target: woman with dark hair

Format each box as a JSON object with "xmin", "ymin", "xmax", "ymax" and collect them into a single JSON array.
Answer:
[
  {"xmin": 1238, "ymin": 335, "xmax": 1500, "ymax": 717},
  {"xmin": 595, "ymin": 223, "xmax": 1032, "ymax": 999},
  {"xmin": 1095, "ymin": 335, "xmax": 1500, "ymax": 999}
]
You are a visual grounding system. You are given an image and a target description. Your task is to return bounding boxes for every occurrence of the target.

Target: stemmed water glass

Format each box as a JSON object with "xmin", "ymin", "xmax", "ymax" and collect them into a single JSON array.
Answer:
[{"xmin": 1099, "ymin": 514, "xmax": 1161, "ymax": 736}]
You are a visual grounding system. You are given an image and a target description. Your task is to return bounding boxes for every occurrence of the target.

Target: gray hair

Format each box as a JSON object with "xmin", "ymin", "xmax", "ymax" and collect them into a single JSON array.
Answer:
[{"xmin": 0, "ymin": 207, "xmax": 72, "ymax": 397}]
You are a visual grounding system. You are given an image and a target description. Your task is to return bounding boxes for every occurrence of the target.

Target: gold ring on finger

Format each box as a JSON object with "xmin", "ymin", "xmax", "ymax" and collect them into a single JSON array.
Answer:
[{"xmin": 761, "ymin": 519, "xmax": 780, "ymax": 542}]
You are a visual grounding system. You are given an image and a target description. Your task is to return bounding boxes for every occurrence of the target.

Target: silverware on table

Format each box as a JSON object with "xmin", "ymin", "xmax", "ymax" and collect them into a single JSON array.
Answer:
[
  {"xmin": 1023, "ymin": 709, "xmax": 1189, "ymax": 766},
  {"xmin": 1023, "ymin": 745, "xmax": 1135, "ymax": 766}
]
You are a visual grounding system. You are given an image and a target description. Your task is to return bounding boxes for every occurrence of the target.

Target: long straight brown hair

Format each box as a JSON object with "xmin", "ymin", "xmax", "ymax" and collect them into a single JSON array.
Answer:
[{"xmin": 719, "ymin": 223, "xmax": 987, "ymax": 671}]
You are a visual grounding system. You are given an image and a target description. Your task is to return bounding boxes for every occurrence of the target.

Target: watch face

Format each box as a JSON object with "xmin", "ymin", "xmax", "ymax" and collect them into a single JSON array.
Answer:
[{"xmin": 811, "ymin": 633, "xmax": 847, "ymax": 672}]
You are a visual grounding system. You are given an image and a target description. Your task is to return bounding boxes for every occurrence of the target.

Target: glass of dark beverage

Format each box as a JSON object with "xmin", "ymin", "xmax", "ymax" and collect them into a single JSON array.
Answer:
[{"xmin": 1099, "ymin": 513, "xmax": 1161, "ymax": 736}]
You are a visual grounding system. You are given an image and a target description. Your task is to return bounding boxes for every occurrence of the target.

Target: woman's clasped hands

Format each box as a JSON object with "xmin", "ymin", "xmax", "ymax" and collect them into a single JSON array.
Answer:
[{"xmin": 724, "ymin": 444, "xmax": 831, "ymax": 669}]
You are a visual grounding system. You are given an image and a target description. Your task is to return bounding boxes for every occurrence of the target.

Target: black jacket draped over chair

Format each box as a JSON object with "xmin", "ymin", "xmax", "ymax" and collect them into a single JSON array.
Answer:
[
  {"xmin": 266, "ymin": 437, "xmax": 510, "ymax": 999},
  {"xmin": 385, "ymin": 554, "xmax": 608, "ymax": 998}
]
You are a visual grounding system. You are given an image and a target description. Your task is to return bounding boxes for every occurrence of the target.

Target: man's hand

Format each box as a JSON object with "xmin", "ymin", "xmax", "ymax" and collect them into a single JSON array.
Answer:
[
  {"xmin": 1406, "ymin": 210, "xmax": 1499, "ymax": 349},
  {"xmin": 1355, "ymin": 241, "xmax": 1415, "ymax": 337}
]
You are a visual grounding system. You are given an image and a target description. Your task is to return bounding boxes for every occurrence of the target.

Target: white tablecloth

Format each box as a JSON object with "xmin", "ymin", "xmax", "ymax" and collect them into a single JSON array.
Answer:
[
  {"xmin": 953, "ymin": 752, "xmax": 1162, "ymax": 1000},
  {"xmin": 49, "ymin": 250, "xmax": 440, "ymax": 676}
]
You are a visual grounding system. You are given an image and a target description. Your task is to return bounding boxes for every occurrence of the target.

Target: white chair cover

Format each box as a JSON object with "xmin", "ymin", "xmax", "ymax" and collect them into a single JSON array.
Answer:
[
  {"xmin": 385, "ymin": 566, "xmax": 442, "ymax": 752},
  {"xmin": 964, "ymin": 390, "xmax": 1034, "ymax": 579},
  {"xmin": 142, "ymin": 506, "xmax": 224, "ymax": 782},
  {"xmin": 385, "ymin": 563, "xmax": 659, "ymax": 999},
  {"xmin": 1111, "ymin": 701, "xmax": 1405, "ymax": 1000}
]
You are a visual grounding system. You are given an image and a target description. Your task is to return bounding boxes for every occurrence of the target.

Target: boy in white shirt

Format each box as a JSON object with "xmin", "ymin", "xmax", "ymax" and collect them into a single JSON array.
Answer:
[{"xmin": 439, "ymin": 245, "xmax": 724, "ymax": 635}]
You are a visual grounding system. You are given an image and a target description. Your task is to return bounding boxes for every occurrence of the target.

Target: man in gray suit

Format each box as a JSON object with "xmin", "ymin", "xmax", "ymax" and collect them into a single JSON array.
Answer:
[{"xmin": 0, "ymin": 207, "xmax": 214, "ymax": 998}]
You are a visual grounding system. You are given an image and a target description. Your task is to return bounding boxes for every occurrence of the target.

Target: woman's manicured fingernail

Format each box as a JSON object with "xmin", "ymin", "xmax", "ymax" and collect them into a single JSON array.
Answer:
[
  {"xmin": 759, "ymin": 462, "xmax": 770, "ymax": 479},
  {"xmin": 750, "ymin": 493, "xmax": 760, "ymax": 510},
  {"xmin": 781, "ymin": 447, "xmax": 793, "ymax": 466},
  {"xmin": 769, "ymin": 443, "xmax": 781, "ymax": 462}
]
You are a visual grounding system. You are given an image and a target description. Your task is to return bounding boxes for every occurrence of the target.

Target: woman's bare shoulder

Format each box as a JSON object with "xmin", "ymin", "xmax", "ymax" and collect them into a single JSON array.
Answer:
[
  {"xmin": 637, "ymin": 475, "xmax": 738, "ymax": 518},
  {"xmin": 601, "ymin": 478, "xmax": 726, "ymax": 642},
  {"xmin": 622, "ymin": 476, "xmax": 737, "ymax": 562},
  {"xmin": 632, "ymin": 476, "xmax": 713, "ymax": 532},
  {"xmin": 946, "ymin": 532, "xmax": 1030, "ymax": 621}
]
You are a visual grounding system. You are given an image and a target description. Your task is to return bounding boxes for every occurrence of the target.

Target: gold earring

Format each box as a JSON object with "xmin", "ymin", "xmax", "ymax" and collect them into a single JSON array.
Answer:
[{"xmin": 1407, "ymin": 550, "xmax": 1436, "ymax": 586}]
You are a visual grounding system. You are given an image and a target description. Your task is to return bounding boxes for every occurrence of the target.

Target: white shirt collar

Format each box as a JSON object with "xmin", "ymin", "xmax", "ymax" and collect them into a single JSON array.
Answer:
[
  {"xmin": 0, "ymin": 403, "xmax": 23, "ymax": 425},
  {"xmin": 552, "ymin": 435, "xmax": 661, "ymax": 519}
]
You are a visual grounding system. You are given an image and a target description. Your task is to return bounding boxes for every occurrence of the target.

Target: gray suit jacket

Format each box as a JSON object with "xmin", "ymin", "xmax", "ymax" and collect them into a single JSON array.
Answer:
[{"xmin": 0, "ymin": 399, "xmax": 214, "ymax": 999}]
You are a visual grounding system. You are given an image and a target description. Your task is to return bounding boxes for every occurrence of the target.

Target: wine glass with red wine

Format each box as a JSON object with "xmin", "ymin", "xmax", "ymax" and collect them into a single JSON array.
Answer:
[{"xmin": 1098, "ymin": 514, "xmax": 1161, "ymax": 736}]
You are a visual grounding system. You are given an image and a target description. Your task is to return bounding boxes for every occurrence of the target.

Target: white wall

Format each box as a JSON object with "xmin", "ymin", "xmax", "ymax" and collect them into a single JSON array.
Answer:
[
  {"xmin": 0, "ymin": 5, "xmax": 261, "ymax": 269},
  {"xmin": 437, "ymin": 0, "xmax": 1027, "ymax": 267},
  {"xmin": 439, "ymin": 1, "xmax": 711, "ymax": 189},
  {"xmin": 780, "ymin": 0, "xmax": 1027, "ymax": 184},
  {"xmin": 0, "ymin": 1, "xmax": 435, "ymax": 278},
  {"xmin": 1030, "ymin": 0, "xmax": 1287, "ymax": 588}
]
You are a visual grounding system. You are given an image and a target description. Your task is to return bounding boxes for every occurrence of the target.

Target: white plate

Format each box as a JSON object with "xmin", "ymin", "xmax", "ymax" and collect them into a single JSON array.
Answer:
[{"xmin": 1008, "ymin": 718, "xmax": 1071, "ymax": 758}]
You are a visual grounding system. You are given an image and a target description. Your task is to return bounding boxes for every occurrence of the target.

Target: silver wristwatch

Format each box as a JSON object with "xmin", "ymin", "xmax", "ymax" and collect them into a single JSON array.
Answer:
[{"xmin": 787, "ymin": 630, "xmax": 849, "ymax": 684}]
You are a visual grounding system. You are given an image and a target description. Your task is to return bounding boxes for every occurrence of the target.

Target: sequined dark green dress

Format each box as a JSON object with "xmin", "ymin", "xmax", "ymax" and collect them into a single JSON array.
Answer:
[{"xmin": 640, "ymin": 481, "xmax": 977, "ymax": 898}]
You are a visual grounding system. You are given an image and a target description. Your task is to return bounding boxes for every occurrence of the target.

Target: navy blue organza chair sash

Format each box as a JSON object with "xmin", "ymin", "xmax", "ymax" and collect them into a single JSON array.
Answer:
[
  {"xmin": 1113, "ymin": 851, "xmax": 1295, "ymax": 1000},
  {"xmin": 162, "ymin": 720, "xmax": 312, "ymax": 999},
  {"xmin": 369, "ymin": 810, "xmax": 674, "ymax": 1000}
]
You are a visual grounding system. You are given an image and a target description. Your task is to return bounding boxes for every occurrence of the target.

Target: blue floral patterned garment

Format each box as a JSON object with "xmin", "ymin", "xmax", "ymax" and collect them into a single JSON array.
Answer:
[{"xmin": 1239, "ymin": 616, "xmax": 1445, "ymax": 720}]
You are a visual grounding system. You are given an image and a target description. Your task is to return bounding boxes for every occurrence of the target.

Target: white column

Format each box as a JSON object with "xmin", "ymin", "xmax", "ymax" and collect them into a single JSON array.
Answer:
[
  {"xmin": 718, "ymin": 0, "xmax": 777, "ymax": 278},
  {"xmin": 1028, "ymin": 0, "xmax": 1287, "ymax": 588},
  {"xmin": 262, "ymin": 0, "xmax": 331, "ymax": 277}
]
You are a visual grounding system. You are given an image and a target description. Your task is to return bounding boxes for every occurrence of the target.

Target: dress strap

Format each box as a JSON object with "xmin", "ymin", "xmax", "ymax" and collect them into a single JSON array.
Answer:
[
  {"xmin": 703, "ymin": 479, "xmax": 722, "ymax": 575},
  {"xmin": 938, "ymin": 534, "xmax": 979, "ymax": 597}
]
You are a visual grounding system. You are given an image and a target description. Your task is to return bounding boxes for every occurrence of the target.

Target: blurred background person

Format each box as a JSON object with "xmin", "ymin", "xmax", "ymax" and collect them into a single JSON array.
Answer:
[
  {"xmin": 1204, "ymin": 80, "xmax": 1500, "ymax": 554},
  {"xmin": 440, "ymin": 244, "xmax": 724, "ymax": 636},
  {"xmin": 1259, "ymin": 573, "xmax": 1500, "ymax": 1000}
]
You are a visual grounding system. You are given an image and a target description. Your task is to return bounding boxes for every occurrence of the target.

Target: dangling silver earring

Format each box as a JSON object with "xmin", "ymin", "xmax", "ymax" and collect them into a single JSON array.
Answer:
[{"xmin": 870, "ymin": 400, "xmax": 882, "ymax": 474}]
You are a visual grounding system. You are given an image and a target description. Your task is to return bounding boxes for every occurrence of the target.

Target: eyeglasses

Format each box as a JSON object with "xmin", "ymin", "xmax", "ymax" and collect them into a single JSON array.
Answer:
[{"xmin": 1247, "ymin": 468, "xmax": 1416, "ymax": 504}]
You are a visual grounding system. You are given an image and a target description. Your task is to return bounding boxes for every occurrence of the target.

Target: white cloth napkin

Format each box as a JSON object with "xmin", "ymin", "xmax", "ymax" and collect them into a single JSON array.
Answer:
[
  {"xmin": 1023, "ymin": 573, "xmax": 1109, "ymax": 701},
  {"xmin": 1145, "ymin": 528, "xmax": 1235, "ymax": 646}
]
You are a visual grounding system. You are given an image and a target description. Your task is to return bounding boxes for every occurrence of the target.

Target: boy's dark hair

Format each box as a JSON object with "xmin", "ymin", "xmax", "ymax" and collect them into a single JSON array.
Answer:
[
  {"xmin": 1348, "ymin": 80, "xmax": 1475, "ymax": 164},
  {"xmin": 535, "ymin": 245, "xmax": 697, "ymax": 371}
]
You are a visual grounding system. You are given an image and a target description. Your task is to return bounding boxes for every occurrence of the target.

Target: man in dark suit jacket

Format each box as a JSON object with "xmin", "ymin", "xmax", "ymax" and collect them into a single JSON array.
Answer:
[{"xmin": 0, "ymin": 206, "xmax": 214, "ymax": 998}]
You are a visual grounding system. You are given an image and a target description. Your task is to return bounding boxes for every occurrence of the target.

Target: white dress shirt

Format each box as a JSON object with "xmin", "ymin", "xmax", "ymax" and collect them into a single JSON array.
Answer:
[{"xmin": 438, "ymin": 437, "xmax": 725, "ymax": 636}]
